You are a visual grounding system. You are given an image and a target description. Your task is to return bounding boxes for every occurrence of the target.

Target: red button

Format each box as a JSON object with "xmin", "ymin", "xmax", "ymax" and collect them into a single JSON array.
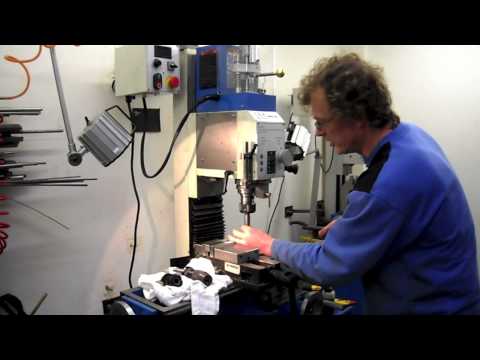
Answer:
[{"xmin": 167, "ymin": 76, "xmax": 180, "ymax": 89}]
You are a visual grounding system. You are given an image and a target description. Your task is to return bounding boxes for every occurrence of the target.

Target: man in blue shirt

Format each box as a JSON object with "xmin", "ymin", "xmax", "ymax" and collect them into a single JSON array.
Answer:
[{"xmin": 228, "ymin": 53, "xmax": 480, "ymax": 314}]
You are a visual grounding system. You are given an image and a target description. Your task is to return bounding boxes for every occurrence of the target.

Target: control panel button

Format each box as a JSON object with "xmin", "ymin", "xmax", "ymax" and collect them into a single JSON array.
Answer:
[
  {"xmin": 153, "ymin": 73, "xmax": 163, "ymax": 90},
  {"xmin": 153, "ymin": 59, "xmax": 162, "ymax": 68},
  {"xmin": 167, "ymin": 76, "xmax": 180, "ymax": 89},
  {"xmin": 167, "ymin": 61, "xmax": 178, "ymax": 71}
]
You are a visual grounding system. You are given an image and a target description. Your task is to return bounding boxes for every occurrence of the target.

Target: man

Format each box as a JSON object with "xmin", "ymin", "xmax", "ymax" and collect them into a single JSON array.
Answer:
[{"xmin": 228, "ymin": 53, "xmax": 480, "ymax": 314}]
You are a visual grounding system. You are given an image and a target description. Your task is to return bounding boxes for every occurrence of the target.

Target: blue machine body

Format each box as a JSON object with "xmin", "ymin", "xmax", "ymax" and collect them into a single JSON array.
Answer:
[
  {"xmin": 116, "ymin": 287, "xmax": 358, "ymax": 315},
  {"xmin": 195, "ymin": 45, "xmax": 276, "ymax": 113},
  {"xmin": 121, "ymin": 289, "xmax": 159, "ymax": 315}
]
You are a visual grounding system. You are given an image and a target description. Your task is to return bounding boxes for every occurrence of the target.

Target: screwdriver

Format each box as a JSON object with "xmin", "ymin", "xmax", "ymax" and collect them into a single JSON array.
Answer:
[
  {"xmin": 0, "ymin": 136, "xmax": 23, "ymax": 148},
  {"xmin": 0, "ymin": 174, "xmax": 26, "ymax": 181},
  {"xmin": 0, "ymin": 124, "xmax": 63, "ymax": 135},
  {"xmin": 0, "ymin": 108, "xmax": 43, "ymax": 117}
]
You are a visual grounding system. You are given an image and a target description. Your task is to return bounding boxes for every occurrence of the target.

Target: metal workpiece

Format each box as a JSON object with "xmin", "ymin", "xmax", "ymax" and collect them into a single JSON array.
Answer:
[
  {"xmin": 212, "ymin": 242, "xmax": 260, "ymax": 265},
  {"xmin": 257, "ymin": 255, "xmax": 280, "ymax": 267},
  {"xmin": 193, "ymin": 240, "xmax": 260, "ymax": 265}
]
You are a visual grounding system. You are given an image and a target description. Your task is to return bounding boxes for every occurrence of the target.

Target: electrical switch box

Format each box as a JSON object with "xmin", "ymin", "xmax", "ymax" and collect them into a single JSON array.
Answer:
[{"xmin": 114, "ymin": 45, "xmax": 181, "ymax": 96}]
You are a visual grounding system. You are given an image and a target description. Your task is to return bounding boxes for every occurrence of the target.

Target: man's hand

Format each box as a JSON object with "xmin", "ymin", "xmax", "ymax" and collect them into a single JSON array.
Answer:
[
  {"xmin": 227, "ymin": 225, "xmax": 274, "ymax": 257},
  {"xmin": 318, "ymin": 219, "xmax": 337, "ymax": 240}
]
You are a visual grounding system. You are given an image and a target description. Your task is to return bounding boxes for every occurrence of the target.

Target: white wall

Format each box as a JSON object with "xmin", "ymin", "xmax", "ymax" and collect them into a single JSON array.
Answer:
[
  {"xmin": 365, "ymin": 45, "xmax": 480, "ymax": 261},
  {"xmin": 0, "ymin": 45, "xmax": 177, "ymax": 314}
]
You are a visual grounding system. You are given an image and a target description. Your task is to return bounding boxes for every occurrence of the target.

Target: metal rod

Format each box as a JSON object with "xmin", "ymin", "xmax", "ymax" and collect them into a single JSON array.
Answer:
[
  {"xmin": 9, "ymin": 198, "xmax": 70, "ymax": 230},
  {"xmin": 9, "ymin": 177, "xmax": 97, "ymax": 184},
  {"xmin": 309, "ymin": 149, "xmax": 322, "ymax": 226},
  {"xmin": 30, "ymin": 293, "xmax": 48, "ymax": 315},
  {"xmin": 0, "ymin": 161, "xmax": 46, "ymax": 169},
  {"xmin": 49, "ymin": 47, "xmax": 77, "ymax": 154},
  {"xmin": 22, "ymin": 176, "xmax": 82, "ymax": 181},
  {"xmin": 255, "ymin": 70, "xmax": 285, "ymax": 78},
  {"xmin": 1, "ymin": 183, "xmax": 88, "ymax": 187},
  {"xmin": 20, "ymin": 129, "xmax": 64, "ymax": 134},
  {"xmin": 255, "ymin": 72, "xmax": 277, "ymax": 77},
  {"xmin": 245, "ymin": 213, "xmax": 250, "ymax": 226},
  {"xmin": 2, "ymin": 175, "xmax": 26, "ymax": 181},
  {"xmin": 291, "ymin": 209, "xmax": 311, "ymax": 214},
  {"xmin": 0, "ymin": 108, "xmax": 43, "ymax": 116}
]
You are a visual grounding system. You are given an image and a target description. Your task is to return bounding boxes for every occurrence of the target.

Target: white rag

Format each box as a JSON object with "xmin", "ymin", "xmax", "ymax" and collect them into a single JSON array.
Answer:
[
  {"xmin": 138, "ymin": 270, "xmax": 193, "ymax": 306},
  {"xmin": 186, "ymin": 257, "xmax": 233, "ymax": 315},
  {"xmin": 137, "ymin": 257, "xmax": 232, "ymax": 315}
]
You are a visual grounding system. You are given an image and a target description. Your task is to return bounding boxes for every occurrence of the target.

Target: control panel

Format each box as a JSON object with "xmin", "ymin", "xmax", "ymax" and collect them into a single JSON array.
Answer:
[
  {"xmin": 252, "ymin": 111, "xmax": 286, "ymax": 180},
  {"xmin": 114, "ymin": 45, "xmax": 181, "ymax": 97}
]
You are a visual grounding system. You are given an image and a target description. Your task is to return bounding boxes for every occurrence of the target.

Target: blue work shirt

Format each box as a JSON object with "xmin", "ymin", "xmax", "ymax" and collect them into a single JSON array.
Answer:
[{"xmin": 272, "ymin": 122, "xmax": 480, "ymax": 314}]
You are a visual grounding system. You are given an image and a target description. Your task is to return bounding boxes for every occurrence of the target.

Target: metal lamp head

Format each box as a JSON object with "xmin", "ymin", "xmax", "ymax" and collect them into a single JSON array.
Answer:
[{"xmin": 78, "ymin": 111, "xmax": 132, "ymax": 167}]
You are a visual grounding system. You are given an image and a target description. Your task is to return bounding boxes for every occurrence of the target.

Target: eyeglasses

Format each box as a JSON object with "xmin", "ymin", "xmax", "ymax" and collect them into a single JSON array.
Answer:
[{"xmin": 313, "ymin": 116, "xmax": 335, "ymax": 130}]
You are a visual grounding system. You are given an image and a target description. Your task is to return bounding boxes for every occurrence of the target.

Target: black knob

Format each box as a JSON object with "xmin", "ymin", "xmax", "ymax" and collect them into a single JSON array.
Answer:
[
  {"xmin": 285, "ymin": 165, "xmax": 298, "ymax": 174},
  {"xmin": 167, "ymin": 61, "xmax": 178, "ymax": 71},
  {"xmin": 153, "ymin": 59, "xmax": 162, "ymax": 68}
]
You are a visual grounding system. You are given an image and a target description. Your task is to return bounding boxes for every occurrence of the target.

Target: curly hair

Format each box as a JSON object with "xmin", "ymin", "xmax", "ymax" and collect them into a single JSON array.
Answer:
[{"xmin": 298, "ymin": 53, "xmax": 400, "ymax": 129}]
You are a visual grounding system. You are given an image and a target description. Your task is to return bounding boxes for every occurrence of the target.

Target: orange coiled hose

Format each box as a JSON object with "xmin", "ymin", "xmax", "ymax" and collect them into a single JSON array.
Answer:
[{"xmin": 0, "ymin": 45, "xmax": 58, "ymax": 100}]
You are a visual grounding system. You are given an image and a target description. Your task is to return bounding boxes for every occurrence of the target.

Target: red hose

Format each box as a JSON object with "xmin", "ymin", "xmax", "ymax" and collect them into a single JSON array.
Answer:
[{"xmin": 0, "ymin": 194, "xmax": 9, "ymax": 254}]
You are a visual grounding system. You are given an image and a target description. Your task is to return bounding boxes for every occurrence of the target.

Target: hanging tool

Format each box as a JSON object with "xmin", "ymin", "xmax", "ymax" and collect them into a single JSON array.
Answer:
[
  {"xmin": 0, "ymin": 161, "xmax": 46, "ymax": 170},
  {"xmin": 30, "ymin": 293, "xmax": 48, "ymax": 315},
  {"xmin": 0, "ymin": 124, "xmax": 63, "ymax": 135},
  {"xmin": 0, "ymin": 194, "xmax": 9, "ymax": 255},
  {"xmin": 0, "ymin": 108, "xmax": 43, "ymax": 117},
  {"xmin": 0, "ymin": 152, "xmax": 16, "ymax": 157},
  {"xmin": 0, "ymin": 176, "xmax": 97, "ymax": 187},
  {"xmin": 6, "ymin": 176, "xmax": 97, "ymax": 184},
  {"xmin": 0, "ymin": 124, "xmax": 63, "ymax": 148},
  {"xmin": 0, "ymin": 174, "xmax": 26, "ymax": 181},
  {"xmin": 0, "ymin": 136, "xmax": 23, "ymax": 148}
]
